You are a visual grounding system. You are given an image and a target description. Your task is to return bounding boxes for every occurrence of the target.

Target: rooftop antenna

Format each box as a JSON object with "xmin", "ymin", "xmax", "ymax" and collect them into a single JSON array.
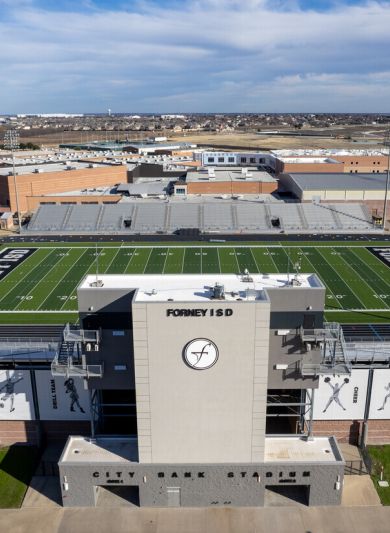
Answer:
[
  {"xmin": 90, "ymin": 243, "xmax": 104, "ymax": 287},
  {"xmin": 292, "ymin": 256, "xmax": 302, "ymax": 286},
  {"xmin": 95, "ymin": 243, "xmax": 99, "ymax": 284},
  {"xmin": 3, "ymin": 130, "xmax": 21, "ymax": 232}
]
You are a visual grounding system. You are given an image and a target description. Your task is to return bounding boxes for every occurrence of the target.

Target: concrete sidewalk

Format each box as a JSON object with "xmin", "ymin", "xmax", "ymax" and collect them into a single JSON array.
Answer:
[{"xmin": 2, "ymin": 505, "xmax": 390, "ymax": 533}]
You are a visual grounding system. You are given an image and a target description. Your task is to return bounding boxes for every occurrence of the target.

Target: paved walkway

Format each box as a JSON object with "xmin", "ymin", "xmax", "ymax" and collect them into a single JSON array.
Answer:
[{"xmin": 3, "ymin": 505, "xmax": 390, "ymax": 533}]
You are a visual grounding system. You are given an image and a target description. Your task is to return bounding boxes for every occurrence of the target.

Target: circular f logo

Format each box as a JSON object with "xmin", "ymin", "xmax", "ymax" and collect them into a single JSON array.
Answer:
[{"xmin": 183, "ymin": 339, "xmax": 219, "ymax": 370}]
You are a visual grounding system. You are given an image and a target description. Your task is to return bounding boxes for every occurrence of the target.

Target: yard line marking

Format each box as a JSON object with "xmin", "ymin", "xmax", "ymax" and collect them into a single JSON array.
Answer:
[
  {"xmin": 40, "ymin": 248, "xmax": 93, "ymax": 311},
  {"xmin": 296, "ymin": 247, "xmax": 342, "ymax": 309},
  {"xmin": 265, "ymin": 246, "xmax": 279, "ymax": 272},
  {"xmin": 58, "ymin": 249, "xmax": 104, "ymax": 311},
  {"xmin": 350, "ymin": 248, "xmax": 390, "ymax": 292},
  {"xmin": 316, "ymin": 248, "xmax": 365, "ymax": 309},
  {"xmin": 103, "ymin": 246, "xmax": 123, "ymax": 273},
  {"xmin": 142, "ymin": 249, "xmax": 153, "ymax": 274},
  {"xmin": 14, "ymin": 249, "xmax": 74, "ymax": 310},
  {"xmin": 0, "ymin": 249, "xmax": 54, "ymax": 305},
  {"xmin": 216, "ymin": 247, "xmax": 222, "ymax": 273},
  {"xmin": 335, "ymin": 248, "xmax": 390, "ymax": 309}
]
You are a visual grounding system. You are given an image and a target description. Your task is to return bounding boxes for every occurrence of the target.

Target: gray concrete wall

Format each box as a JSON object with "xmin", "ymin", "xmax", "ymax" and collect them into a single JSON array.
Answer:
[
  {"xmin": 77, "ymin": 285, "xmax": 135, "ymax": 313},
  {"xmin": 132, "ymin": 299, "xmax": 270, "ymax": 464},
  {"xmin": 266, "ymin": 286, "xmax": 325, "ymax": 389},
  {"xmin": 59, "ymin": 461, "xmax": 344, "ymax": 508},
  {"xmin": 87, "ymin": 328, "xmax": 135, "ymax": 390}
]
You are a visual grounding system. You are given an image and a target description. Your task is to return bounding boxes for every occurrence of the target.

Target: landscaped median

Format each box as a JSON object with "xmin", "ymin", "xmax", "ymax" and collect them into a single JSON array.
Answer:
[
  {"xmin": 0, "ymin": 446, "xmax": 40, "ymax": 508},
  {"xmin": 367, "ymin": 445, "xmax": 390, "ymax": 505}
]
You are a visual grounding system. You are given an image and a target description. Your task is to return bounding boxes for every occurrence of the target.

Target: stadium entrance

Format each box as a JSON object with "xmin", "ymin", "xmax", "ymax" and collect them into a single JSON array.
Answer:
[
  {"xmin": 266, "ymin": 390, "xmax": 308, "ymax": 435},
  {"xmin": 265, "ymin": 485, "xmax": 310, "ymax": 507},
  {"xmin": 96, "ymin": 485, "xmax": 140, "ymax": 507}
]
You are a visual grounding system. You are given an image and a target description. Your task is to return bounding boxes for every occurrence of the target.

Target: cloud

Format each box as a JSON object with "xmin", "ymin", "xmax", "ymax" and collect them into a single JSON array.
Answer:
[{"xmin": 0, "ymin": 0, "xmax": 389, "ymax": 112}]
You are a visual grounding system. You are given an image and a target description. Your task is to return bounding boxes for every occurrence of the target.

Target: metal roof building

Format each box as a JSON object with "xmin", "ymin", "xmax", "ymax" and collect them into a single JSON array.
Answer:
[{"xmin": 280, "ymin": 172, "xmax": 390, "ymax": 201}]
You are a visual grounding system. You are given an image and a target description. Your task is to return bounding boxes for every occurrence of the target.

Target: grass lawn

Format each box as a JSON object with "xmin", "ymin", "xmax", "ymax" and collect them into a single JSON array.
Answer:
[
  {"xmin": 0, "ymin": 446, "xmax": 40, "ymax": 508},
  {"xmin": 367, "ymin": 445, "xmax": 390, "ymax": 505}
]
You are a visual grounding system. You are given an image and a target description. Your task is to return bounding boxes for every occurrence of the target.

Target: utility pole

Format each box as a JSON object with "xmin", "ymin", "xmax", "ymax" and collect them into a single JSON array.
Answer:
[
  {"xmin": 3, "ymin": 130, "xmax": 22, "ymax": 232},
  {"xmin": 383, "ymin": 130, "xmax": 390, "ymax": 230}
]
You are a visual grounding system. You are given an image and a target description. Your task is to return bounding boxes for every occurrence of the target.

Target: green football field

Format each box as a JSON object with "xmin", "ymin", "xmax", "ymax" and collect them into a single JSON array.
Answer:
[{"xmin": 1, "ymin": 244, "xmax": 390, "ymax": 324}]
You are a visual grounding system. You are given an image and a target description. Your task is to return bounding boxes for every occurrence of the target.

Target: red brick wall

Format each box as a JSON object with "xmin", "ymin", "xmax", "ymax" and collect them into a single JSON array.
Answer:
[
  {"xmin": 4, "ymin": 165, "xmax": 127, "ymax": 212},
  {"xmin": 312, "ymin": 420, "xmax": 363, "ymax": 444},
  {"xmin": 0, "ymin": 421, "xmax": 41, "ymax": 446},
  {"xmin": 312, "ymin": 419, "xmax": 390, "ymax": 445},
  {"xmin": 0, "ymin": 420, "xmax": 91, "ymax": 446}
]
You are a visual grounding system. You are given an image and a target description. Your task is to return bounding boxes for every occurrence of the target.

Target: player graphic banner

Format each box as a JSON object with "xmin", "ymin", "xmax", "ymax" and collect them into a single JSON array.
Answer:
[
  {"xmin": 369, "ymin": 369, "xmax": 390, "ymax": 419},
  {"xmin": 312, "ymin": 369, "xmax": 368, "ymax": 420},
  {"xmin": 35, "ymin": 371, "xmax": 90, "ymax": 421},
  {"xmin": 0, "ymin": 370, "xmax": 35, "ymax": 420}
]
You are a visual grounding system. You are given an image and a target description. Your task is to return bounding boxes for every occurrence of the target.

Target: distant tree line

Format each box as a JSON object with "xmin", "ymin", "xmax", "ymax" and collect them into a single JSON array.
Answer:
[{"xmin": 0, "ymin": 142, "xmax": 40, "ymax": 150}]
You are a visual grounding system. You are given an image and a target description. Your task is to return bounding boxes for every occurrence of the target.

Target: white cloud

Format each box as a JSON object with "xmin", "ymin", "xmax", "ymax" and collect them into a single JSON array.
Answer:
[{"xmin": 0, "ymin": 0, "xmax": 389, "ymax": 111}]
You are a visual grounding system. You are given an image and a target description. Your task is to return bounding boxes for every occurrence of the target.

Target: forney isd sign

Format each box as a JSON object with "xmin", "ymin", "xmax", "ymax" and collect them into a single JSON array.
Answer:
[{"xmin": 166, "ymin": 309, "xmax": 233, "ymax": 317}]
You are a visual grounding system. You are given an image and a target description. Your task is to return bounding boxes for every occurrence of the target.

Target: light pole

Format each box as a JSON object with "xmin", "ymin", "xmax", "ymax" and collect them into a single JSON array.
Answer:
[
  {"xmin": 382, "ymin": 129, "xmax": 390, "ymax": 231},
  {"xmin": 3, "ymin": 129, "xmax": 22, "ymax": 232}
]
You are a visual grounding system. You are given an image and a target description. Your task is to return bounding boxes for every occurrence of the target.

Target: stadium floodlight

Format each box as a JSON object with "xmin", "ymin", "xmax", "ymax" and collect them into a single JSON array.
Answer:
[
  {"xmin": 3, "ymin": 129, "xmax": 22, "ymax": 232},
  {"xmin": 383, "ymin": 130, "xmax": 390, "ymax": 230}
]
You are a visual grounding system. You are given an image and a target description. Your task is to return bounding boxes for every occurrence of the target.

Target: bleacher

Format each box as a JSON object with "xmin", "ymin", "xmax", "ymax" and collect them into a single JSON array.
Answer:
[
  {"xmin": 98, "ymin": 205, "xmax": 135, "ymax": 232},
  {"xmin": 268, "ymin": 203, "xmax": 304, "ymax": 231},
  {"xmin": 203, "ymin": 204, "xmax": 234, "ymax": 232},
  {"xmin": 302, "ymin": 204, "xmax": 339, "ymax": 231},
  {"xmin": 62, "ymin": 205, "xmax": 102, "ymax": 232},
  {"xmin": 235, "ymin": 204, "xmax": 269, "ymax": 231},
  {"xmin": 326, "ymin": 204, "xmax": 374, "ymax": 231},
  {"xmin": 28, "ymin": 205, "xmax": 70, "ymax": 231},
  {"xmin": 168, "ymin": 204, "xmax": 199, "ymax": 232},
  {"xmin": 27, "ymin": 201, "xmax": 380, "ymax": 235},
  {"xmin": 130, "ymin": 204, "xmax": 166, "ymax": 233}
]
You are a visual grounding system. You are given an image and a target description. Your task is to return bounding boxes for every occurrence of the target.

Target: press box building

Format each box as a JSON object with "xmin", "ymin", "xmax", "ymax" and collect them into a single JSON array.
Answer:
[{"xmin": 52, "ymin": 270, "xmax": 347, "ymax": 508}]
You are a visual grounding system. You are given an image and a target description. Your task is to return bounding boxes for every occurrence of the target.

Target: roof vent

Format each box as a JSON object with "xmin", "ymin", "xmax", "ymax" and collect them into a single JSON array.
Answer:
[{"xmin": 212, "ymin": 283, "xmax": 225, "ymax": 300}]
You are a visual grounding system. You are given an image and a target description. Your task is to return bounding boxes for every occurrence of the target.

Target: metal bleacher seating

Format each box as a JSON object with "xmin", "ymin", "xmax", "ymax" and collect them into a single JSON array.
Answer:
[
  {"xmin": 325, "ymin": 204, "xmax": 373, "ymax": 231},
  {"xmin": 168, "ymin": 204, "xmax": 200, "ymax": 232},
  {"xmin": 27, "ymin": 201, "xmax": 378, "ymax": 234},
  {"xmin": 62, "ymin": 205, "xmax": 101, "ymax": 232},
  {"xmin": 130, "ymin": 203, "xmax": 166, "ymax": 233},
  {"xmin": 301, "ymin": 204, "xmax": 339, "ymax": 231},
  {"xmin": 98, "ymin": 205, "xmax": 135, "ymax": 232},
  {"xmin": 28, "ymin": 205, "xmax": 70, "ymax": 231},
  {"xmin": 203, "ymin": 204, "xmax": 234, "ymax": 232},
  {"xmin": 235, "ymin": 203, "xmax": 269, "ymax": 232},
  {"xmin": 268, "ymin": 203, "xmax": 304, "ymax": 231}
]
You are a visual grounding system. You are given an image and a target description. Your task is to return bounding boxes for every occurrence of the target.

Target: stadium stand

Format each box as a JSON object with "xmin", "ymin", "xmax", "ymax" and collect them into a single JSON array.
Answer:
[
  {"xmin": 130, "ymin": 203, "xmax": 166, "ymax": 233},
  {"xmin": 235, "ymin": 204, "xmax": 270, "ymax": 231},
  {"xmin": 203, "ymin": 204, "xmax": 234, "ymax": 232},
  {"xmin": 168, "ymin": 203, "xmax": 200, "ymax": 232},
  {"xmin": 27, "ymin": 201, "xmax": 380, "ymax": 234},
  {"xmin": 97, "ymin": 205, "xmax": 135, "ymax": 232},
  {"xmin": 268, "ymin": 203, "xmax": 307, "ymax": 231}
]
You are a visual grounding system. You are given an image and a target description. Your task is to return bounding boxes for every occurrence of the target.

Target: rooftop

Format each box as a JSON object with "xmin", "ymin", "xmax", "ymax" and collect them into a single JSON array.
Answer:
[
  {"xmin": 288, "ymin": 172, "xmax": 390, "ymax": 191},
  {"xmin": 0, "ymin": 161, "xmax": 114, "ymax": 177},
  {"xmin": 278, "ymin": 157, "xmax": 340, "ymax": 164},
  {"xmin": 60, "ymin": 437, "xmax": 138, "ymax": 463},
  {"xmin": 60, "ymin": 436, "xmax": 343, "ymax": 464},
  {"xmin": 264, "ymin": 436, "xmax": 343, "ymax": 463},
  {"xmin": 79, "ymin": 273, "xmax": 323, "ymax": 302},
  {"xmin": 186, "ymin": 167, "xmax": 276, "ymax": 183},
  {"xmin": 272, "ymin": 149, "xmax": 388, "ymax": 157}
]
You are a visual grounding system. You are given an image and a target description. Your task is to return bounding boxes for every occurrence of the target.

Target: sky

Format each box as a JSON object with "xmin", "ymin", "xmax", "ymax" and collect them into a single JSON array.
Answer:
[{"xmin": 0, "ymin": 0, "xmax": 390, "ymax": 113}]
